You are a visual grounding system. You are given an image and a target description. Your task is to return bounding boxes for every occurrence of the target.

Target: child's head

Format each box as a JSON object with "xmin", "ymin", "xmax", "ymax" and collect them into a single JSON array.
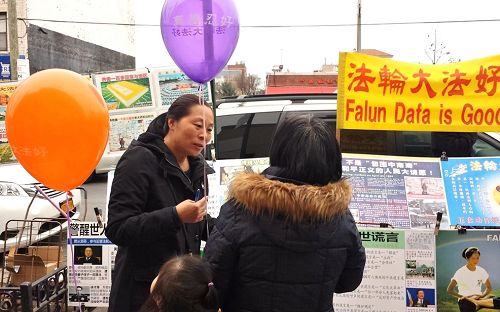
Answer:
[{"xmin": 141, "ymin": 255, "xmax": 218, "ymax": 312}]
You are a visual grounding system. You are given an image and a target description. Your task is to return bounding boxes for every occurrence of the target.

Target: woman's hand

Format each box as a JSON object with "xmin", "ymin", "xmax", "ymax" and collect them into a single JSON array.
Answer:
[{"xmin": 176, "ymin": 197, "xmax": 208, "ymax": 223}]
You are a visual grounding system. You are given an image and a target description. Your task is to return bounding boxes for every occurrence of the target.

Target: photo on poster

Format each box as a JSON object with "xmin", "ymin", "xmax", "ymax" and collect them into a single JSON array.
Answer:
[
  {"xmin": 406, "ymin": 288, "xmax": 436, "ymax": 308},
  {"xmin": 153, "ymin": 70, "xmax": 210, "ymax": 108},
  {"xmin": 436, "ymin": 230, "xmax": 500, "ymax": 312},
  {"xmin": 0, "ymin": 129, "xmax": 15, "ymax": 164},
  {"xmin": 220, "ymin": 163, "xmax": 268, "ymax": 185},
  {"xmin": 74, "ymin": 245, "xmax": 103, "ymax": 265},
  {"xmin": 69, "ymin": 285, "xmax": 91, "ymax": 302},
  {"xmin": 405, "ymin": 177, "xmax": 449, "ymax": 229},
  {"xmin": 405, "ymin": 259, "xmax": 435, "ymax": 279}
]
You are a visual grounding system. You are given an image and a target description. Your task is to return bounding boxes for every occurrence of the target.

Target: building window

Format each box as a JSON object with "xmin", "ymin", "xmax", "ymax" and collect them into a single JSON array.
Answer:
[{"xmin": 0, "ymin": 12, "xmax": 7, "ymax": 51}]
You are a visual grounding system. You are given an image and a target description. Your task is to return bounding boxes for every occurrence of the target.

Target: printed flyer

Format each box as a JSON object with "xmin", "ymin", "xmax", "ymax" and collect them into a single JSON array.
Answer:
[
  {"xmin": 67, "ymin": 222, "xmax": 116, "ymax": 307},
  {"xmin": 436, "ymin": 230, "xmax": 500, "ymax": 312},
  {"xmin": 334, "ymin": 228, "xmax": 436, "ymax": 312},
  {"xmin": 343, "ymin": 154, "xmax": 448, "ymax": 229},
  {"xmin": 108, "ymin": 112, "xmax": 156, "ymax": 152},
  {"xmin": 441, "ymin": 157, "xmax": 500, "ymax": 227}
]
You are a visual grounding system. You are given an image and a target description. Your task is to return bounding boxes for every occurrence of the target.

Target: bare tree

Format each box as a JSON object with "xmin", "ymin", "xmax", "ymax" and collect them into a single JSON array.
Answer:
[
  {"xmin": 425, "ymin": 29, "xmax": 455, "ymax": 64},
  {"xmin": 215, "ymin": 81, "xmax": 237, "ymax": 99},
  {"xmin": 239, "ymin": 74, "xmax": 262, "ymax": 95}
]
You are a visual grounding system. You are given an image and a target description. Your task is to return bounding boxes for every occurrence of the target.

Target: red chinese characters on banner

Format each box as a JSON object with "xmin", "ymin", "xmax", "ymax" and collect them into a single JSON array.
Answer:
[
  {"xmin": 346, "ymin": 61, "xmax": 499, "ymax": 99},
  {"xmin": 441, "ymin": 69, "xmax": 471, "ymax": 96},
  {"xmin": 410, "ymin": 69, "xmax": 437, "ymax": 98},
  {"xmin": 347, "ymin": 63, "xmax": 376, "ymax": 92},
  {"xmin": 475, "ymin": 65, "xmax": 500, "ymax": 96},
  {"xmin": 378, "ymin": 65, "xmax": 408, "ymax": 95}
]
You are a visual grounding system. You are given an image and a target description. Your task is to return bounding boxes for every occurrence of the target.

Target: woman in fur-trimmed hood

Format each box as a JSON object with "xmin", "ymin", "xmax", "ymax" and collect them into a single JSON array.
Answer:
[{"xmin": 204, "ymin": 115, "xmax": 366, "ymax": 312}]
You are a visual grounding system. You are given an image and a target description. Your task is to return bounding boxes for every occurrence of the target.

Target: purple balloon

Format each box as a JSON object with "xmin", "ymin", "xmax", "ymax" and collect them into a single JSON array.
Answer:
[{"xmin": 160, "ymin": 0, "xmax": 240, "ymax": 84}]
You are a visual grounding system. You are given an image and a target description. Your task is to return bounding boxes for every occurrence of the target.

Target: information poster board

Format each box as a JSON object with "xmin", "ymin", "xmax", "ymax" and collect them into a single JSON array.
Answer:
[
  {"xmin": 207, "ymin": 158, "xmax": 269, "ymax": 217},
  {"xmin": 436, "ymin": 230, "xmax": 500, "ymax": 312},
  {"xmin": 0, "ymin": 82, "xmax": 19, "ymax": 164},
  {"xmin": 342, "ymin": 154, "xmax": 447, "ymax": 229},
  {"xmin": 108, "ymin": 112, "xmax": 156, "ymax": 152},
  {"xmin": 94, "ymin": 70, "xmax": 155, "ymax": 112},
  {"xmin": 334, "ymin": 228, "xmax": 436, "ymax": 312},
  {"xmin": 441, "ymin": 157, "xmax": 500, "ymax": 227},
  {"xmin": 67, "ymin": 221, "xmax": 116, "ymax": 308},
  {"xmin": 207, "ymin": 155, "xmax": 450, "ymax": 229},
  {"xmin": 152, "ymin": 69, "xmax": 210, "ymax": 110}
]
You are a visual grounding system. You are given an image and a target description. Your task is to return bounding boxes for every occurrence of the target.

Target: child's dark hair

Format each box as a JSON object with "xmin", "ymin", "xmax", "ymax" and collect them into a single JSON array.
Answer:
[
  {"xmin": 462, "ymin": 247, "xmax": 480, "ymax": 259},
  {"xmin": 140, "ymin": 255, "xmax": 218, "ymax": 312},
  {"xmin": 165, "ymin": 94, "xmax": 212, "ymax": 134}
]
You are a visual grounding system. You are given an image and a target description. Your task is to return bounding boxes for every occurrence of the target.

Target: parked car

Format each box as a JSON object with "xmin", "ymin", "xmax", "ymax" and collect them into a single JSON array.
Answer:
[
  {"xmin": 214, "ymin": 94, "xmax": 500, "ymax": 159},
  {"xmin": 90, "ymin": 94, "xmax": 500, "ymax": 173},
  {"xmin": 0, "ymin": 163, "xmax": 82, "ymax": 251}
]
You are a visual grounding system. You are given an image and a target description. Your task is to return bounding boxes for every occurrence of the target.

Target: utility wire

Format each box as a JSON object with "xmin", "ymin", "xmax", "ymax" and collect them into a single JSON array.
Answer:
[{"xmin": 17, "ymin": 17, "xmax": 500, "ymax": 28}]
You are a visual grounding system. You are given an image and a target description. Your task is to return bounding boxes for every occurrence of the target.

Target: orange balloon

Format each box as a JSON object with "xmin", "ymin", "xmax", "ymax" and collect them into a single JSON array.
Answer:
[{"xmin": 5, "ymin": 69, "xmax": 109, "ymax": 191}]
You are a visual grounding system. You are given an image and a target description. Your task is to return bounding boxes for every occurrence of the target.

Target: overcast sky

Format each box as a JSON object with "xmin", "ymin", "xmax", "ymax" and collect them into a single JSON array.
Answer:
[{"xmin": 134, "ymin": 0, "xmax": 500, "ymax": 79}]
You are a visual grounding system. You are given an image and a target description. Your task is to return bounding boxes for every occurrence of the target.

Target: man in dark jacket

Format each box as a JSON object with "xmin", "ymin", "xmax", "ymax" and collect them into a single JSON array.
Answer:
[
  {"xmin": 105, "ymin": 95, "xmax": 215, "ymax": 312},
  {"xmin": 76, "ymin": 247, "xmax": 101, "ymax": 265}
]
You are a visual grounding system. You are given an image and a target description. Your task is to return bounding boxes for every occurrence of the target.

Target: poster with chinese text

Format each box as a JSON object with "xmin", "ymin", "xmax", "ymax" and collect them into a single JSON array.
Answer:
[
  {"xmin": 337, "ymin": 53, "xmax": 500, "ymax": 132},
  {"xmin": 94, "ymin": 70, "xmax": 155, "ymax": 112},
  {"xmin": 108, "ymin": 112, "xmax": 156, "ymax": 153},
  {"xmin": 436, "ymin": 230, "xmax": 500, "ymax": 311},
  {"xmin": 441, "ymin": 157, "xmax": 500, "ymax": 227},
  {"xmin": 334, "ymin": 228, "xmax": 436, "ymax": 312},
  {"xmin": 67, "ymin": 221, "xmax": 116, "ymax": 307},
  {"xmin": 343, "ymin": 153, "xmax": 448, "ymax": 229}
]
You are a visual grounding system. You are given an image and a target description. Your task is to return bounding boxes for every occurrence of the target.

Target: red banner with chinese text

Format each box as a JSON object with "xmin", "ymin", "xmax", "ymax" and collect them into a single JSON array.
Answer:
[{"xmin": 337, "ymin": 53, "xmax": 500, "ymax": 132}]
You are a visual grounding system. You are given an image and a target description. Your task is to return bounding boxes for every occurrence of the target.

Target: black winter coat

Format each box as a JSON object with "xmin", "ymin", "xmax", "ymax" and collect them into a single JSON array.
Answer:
[
  {"xmin": 205, "ymin": 169, "xmax": 366, "ymax": 312},
  {"xmin": 105, "ymin": 113, "xmax": 214, "ymax": 312}
]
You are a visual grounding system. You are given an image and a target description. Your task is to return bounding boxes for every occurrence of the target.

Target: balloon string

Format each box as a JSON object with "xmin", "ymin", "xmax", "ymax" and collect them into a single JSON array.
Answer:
[
  {"xmin": 34, "ymin": 185, "xmax": 82, "ymax": 312},
  {"xmin": 198, "ymin": 84, "xmax": 209, "ymax": 240}
]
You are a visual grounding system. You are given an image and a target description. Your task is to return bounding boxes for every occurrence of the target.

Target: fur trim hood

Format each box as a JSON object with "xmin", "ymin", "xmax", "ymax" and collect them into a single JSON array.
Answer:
[{"xmin": 228, "ymin": 172, "xmax": 352, "ymax": 223}]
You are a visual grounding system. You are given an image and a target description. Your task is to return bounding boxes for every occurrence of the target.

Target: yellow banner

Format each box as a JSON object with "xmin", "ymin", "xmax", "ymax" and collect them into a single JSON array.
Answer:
[{"xmin": 337, "ymin": 53, "xmax": 500, "ymax": 132}]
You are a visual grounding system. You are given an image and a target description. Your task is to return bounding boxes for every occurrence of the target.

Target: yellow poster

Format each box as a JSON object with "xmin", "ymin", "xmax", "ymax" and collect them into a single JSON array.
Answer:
[{"xmin": 337, "ymin": 53, "xmax": 500, "ymax": 132}]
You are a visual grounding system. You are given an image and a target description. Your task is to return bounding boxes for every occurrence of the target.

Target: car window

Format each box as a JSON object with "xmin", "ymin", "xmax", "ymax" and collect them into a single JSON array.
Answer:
[
  {"xmin": 243, "ymin": 112, "xmax": 281, "ymax": 158},
  {"xmin": 397, "ymin": 131, "xmax": 434, "ymax": 157},
  {"xmin": 216, "ymin": 112, "xmax": 281, "ymax": 159},
  {"xmin": 283, "ymin": 110, "xmax": 337, "ymax": 133},
  {"xmin": 340, "ymin": 129, "xmax": 399, "ymax": 155},
  {"xmin": 216, "ymin": 113, "xmax": 250, "ymax": 159},
  {"xmin": 473, "ymin": 137, "xmax": 500, "ymax": 156}
]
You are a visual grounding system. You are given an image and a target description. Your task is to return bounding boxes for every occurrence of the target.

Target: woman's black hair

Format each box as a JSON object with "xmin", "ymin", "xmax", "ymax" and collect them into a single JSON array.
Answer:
[
  {"xmin": 268, "ymin": 114, "xmax": 342, "ymax": 185},
  {"xmin": 139, "ymin": 255, "xmax": 218, "ymax": 312},
  {"xmin": 164, "ymin": 94, "xmax": 212, "ymax": 134},
  {"xmin": 462, "ymin": 247, "xmax": 480, "ymax": 259}
]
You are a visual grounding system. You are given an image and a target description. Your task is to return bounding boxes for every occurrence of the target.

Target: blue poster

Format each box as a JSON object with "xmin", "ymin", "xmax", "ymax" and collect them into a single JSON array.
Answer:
[
  {"xmin": 441, "ymin": 157, "xmax": 500, "ymax": 227},
  {"xmin": 0, "ymin": 54, "xmax": 11, "ymax": 80}
]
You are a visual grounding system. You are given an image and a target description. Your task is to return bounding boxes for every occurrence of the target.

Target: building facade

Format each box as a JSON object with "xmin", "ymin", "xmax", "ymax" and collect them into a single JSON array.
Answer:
[{"xmin": 0, "ymin": 0, "xmax": 135, "ymax": 80}]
